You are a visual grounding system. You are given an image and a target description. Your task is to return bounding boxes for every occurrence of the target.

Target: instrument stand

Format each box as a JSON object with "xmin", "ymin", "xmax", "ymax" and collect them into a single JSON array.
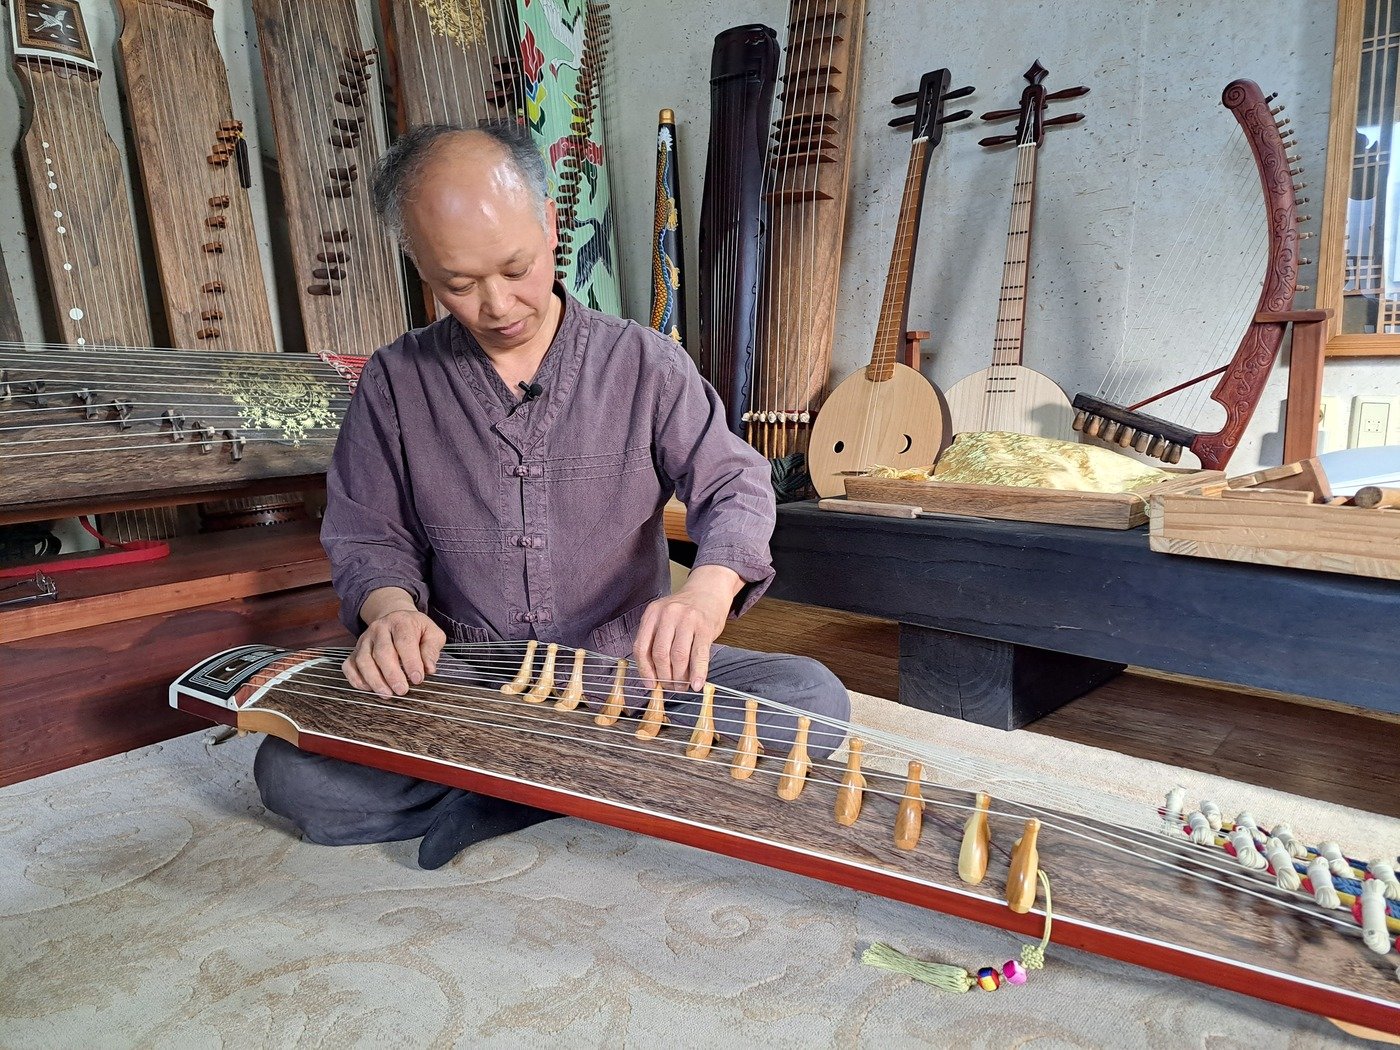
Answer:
[
  {"xmin": 899, "ymin": 624, "xmax": 1125, "ymax": 730},
  {"xmin": 1279, "ymin": 309, "xmax": 1332, "ymax": 463}
]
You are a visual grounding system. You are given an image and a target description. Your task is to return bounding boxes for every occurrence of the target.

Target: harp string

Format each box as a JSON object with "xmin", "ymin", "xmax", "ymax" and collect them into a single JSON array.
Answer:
[
  {"xmin": 250, "ymin": 657, "xmax": 1374, "ymax": 936},
  {"xmin": 1096, "ymin": 120, "xmax": 1272, "ymax": 432}
]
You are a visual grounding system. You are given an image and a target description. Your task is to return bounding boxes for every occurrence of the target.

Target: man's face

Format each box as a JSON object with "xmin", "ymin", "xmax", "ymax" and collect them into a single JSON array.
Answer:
[{"xmin": 404, "ymin": 157, "xmax": 560, "ymax": 356}]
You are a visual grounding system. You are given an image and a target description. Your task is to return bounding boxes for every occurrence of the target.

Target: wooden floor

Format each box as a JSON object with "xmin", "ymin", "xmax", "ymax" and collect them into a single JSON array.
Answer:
[{"xmin": 719, "ymin": 597, "xmax": 1400, "ymax": 819}]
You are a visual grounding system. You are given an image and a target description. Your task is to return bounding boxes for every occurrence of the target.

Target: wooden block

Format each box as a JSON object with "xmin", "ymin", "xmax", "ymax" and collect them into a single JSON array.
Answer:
[
  {"xmin": 898, "ymin": 623, "xmax": 1126, "ymax": 730},
  {"xmin": 1220, "ymin": 488, "xmax": 1316, "ymax": 504},
  {"xmin": 1353, "ymin": 486, "xmax": 1400, "ymax": 510},
  {"xmin": 845, "ymin": 470, "xmax": 1222, "ymax": 530},
  {"xmin": 817, "ymin": 498, "xmax": 922, "ymax": 519},
  {"xmin": 1228, "ymin": 458, "xmax": 1332, "ymax": 501}
]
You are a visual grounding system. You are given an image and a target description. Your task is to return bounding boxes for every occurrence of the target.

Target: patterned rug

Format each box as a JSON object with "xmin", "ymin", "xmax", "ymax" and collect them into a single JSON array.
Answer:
[{"xmin": 1, "ymin": 692, "xmax": 1392, "ymax": 1048}]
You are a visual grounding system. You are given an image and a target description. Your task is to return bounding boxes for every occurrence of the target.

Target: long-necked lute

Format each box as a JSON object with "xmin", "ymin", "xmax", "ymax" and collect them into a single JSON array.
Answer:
[
  {"xmin": 170, "ymin": 640, "xmax": 1400, "ymax": 1036},
  {"xmin": 807, "ymin": 70, "xmax": 969, "ymax": 498},
  {"xmin": 943, "ymin": 61, "xmax": 1086, "ymax": 439}
]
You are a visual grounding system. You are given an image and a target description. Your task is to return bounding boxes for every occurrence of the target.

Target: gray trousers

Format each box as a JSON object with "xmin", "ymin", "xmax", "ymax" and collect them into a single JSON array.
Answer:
[{"xmin": 254, "ymin": 643, "xmax": 850, "ymax": 846}]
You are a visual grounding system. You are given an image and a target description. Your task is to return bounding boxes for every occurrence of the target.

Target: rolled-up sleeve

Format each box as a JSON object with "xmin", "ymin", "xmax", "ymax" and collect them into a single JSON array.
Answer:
[
  {"xmin": 652, "ymin": 342, "xmax": 776, "ymax": 615},
  {"xmin": 321, "ymin": 353, "xmax": 430, "ymax": 635}
]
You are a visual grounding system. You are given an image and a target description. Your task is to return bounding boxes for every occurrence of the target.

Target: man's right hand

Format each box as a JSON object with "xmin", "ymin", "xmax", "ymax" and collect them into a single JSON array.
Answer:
[{"xmin": 345, "ymin": 587, "xmax": 446, "ymax": 697}]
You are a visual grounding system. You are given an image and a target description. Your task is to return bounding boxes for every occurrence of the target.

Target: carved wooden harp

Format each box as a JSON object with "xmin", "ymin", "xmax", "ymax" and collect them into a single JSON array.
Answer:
[
  {"xmin": 169, "ymin": 642, "xmax": 1400, "ymax": 1037},
  {"xmin": 697, "ymin": 24, "xmax": 779, "ymax": 436},
  {"xmin": 1070, "ymin": 80, "xmax": 1304, "ymax": 468}
]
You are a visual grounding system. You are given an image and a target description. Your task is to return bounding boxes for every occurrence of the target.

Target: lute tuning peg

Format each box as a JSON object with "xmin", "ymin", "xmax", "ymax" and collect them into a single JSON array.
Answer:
[
  {"xmin": 1045, "ymin": 85, "xmax": 1090, "ymax": 102},
  {"xmin": 888, "ymin": 113, "xmax": 915, "ymax": 127},
  {"xmin": 938, "ymin": 108, "xmax": 973, "ymax": 124},
  {"xmin": 945, "ymin": 84, "xmax": 975, "ymax": 100},
  {"xmin": 890, "ymin": 90, "xmax": 917, "ymax": 106}
]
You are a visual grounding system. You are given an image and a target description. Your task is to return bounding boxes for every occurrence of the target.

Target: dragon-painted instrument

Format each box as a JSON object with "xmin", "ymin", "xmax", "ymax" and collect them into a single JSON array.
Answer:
[
  {"xmin": 249, "ymin": 0, "xmax": 409, "ymax": 355},
  {"xmin": 650, "ymin": 108, "xmax": 686, "ymax": 344},
  {"xmin": 11, "ymin": 0, "xmax": 152, "ymax": 350},
  {"xmin": 1070, "ymin": 81, "xmax": 1304, "ymax": 468},
  {"xmin": 697, "ymin": 24, "xmax": 779, "ymax": 436},
  {"xmin": 0, "ymin": 346, "xmax": 362, "ymax": 521},
  {"xmin": 536, "ymin": 0, "xmax": 620, "ymax": 309},
  {"xmin": 807, "ymin": 70, "xmax": 969, "ymax": 498},
  {"xmin": 115, "ymin": 0, "xmax": 276, "ymax": 353},
  {"xmin": 745, "ymin": 0, "xmax": 867, "ymax": 461},
  {"xmin": 169, "ymin": 639, "xmax": 1400, "ymax": 1036},
  {"xmin": 943, "ymin": 61, "xmax": 1086, "ymax": 440}
]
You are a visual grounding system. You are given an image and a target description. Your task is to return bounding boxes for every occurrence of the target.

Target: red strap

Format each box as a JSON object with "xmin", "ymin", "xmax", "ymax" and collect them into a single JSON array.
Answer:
[{"xmin": 0, "ymin": 518, "xmax": 171, "ymax": 579}]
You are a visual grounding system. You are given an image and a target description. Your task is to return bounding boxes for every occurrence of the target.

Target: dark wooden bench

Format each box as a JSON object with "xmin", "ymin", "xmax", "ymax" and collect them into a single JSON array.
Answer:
[{"xmin": 767, "ymin": 501, "xmax": 1400, "ymax": 729}]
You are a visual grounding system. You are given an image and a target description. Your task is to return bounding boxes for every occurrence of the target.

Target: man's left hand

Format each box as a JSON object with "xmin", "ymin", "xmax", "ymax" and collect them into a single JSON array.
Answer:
[{"xmin": 634, "ymin": 565, "xmax": 745, "ymax": 692}]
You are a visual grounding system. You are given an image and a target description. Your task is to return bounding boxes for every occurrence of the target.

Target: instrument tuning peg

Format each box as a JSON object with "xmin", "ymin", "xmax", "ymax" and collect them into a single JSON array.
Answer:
[
  {"xmin": 1276, "ymin": 117, "xmax": 1292, "ymax": 129},
  {"xmin": 981, "ymin": 106, "xmax": 1021, "ymax": 122},
  {"xmin": 1270, "ymin": 103, "xmax": 1286, "ymax": 116},
  {"xmin": 888, "ymin": 113, "xmax": 916, "ymax": 127},
  {"xmin": 1299, "ymin": 230, "xmax": 1316, "ymax": 239},
  {"xmin": 1296, "ymin": 283, "xmax": 1312, "ymax": 292},
  {"xmin": 978, "ymin": 132, "xmax": 1018, "ymax": 147},
  {"xmin": 945, "ymin": 84, "xmax": 975, "ymax": 100},
  {"xmin": 1043, "ymin": 112, "xmax": 1085, "ymax": 127},
  {"xmin": 1046, "ymin": 85, "xmax": 1091, "ymax": 102},
  {"xmin": 1266, "ymin": 91, "xmax": 1279, "ymax": 102},
  {"xmin": 1298, "ymin": 213, "xmax": 1313, "ymax": 222},
  {"xmin": 890, "ymin": 90, "xmax": 917, "ymax": 105},
  {"xmin": 1300, "ymin": 257, "xmax": 1314, "ymax": 266},
  {"xmin": 937, "ymin": 108, "xmax": 973, "ymax": 124},
  {"xmin": 1296, "ymin": 195, "xmax": 1311, "ymax": 204}
]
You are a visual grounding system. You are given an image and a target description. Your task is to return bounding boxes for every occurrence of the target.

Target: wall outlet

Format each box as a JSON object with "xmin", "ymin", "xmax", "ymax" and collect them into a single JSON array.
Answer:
[
  {"xmin": 1347, "ymin": 395, "xmax": 1400, "ymax": 448},
  {"xmin": 1318, "ymin": 395, "xmax": 1348, "ymax": 453}
]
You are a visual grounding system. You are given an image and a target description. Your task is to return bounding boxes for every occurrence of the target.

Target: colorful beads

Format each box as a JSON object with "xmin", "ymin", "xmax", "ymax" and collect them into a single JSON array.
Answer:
[
  {"xmin": 1002, "ymin": 959, "xmax": 1027, "ymax": 985},
  {"xmin": 975, "ymin": 966, "xmax": 1002, "ymax": 991}
]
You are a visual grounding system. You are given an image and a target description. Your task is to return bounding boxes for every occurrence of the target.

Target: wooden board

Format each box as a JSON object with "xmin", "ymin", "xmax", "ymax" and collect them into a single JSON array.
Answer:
[
  {"xmin": 13, "ymin": 32, "xmax": 152, "ymax": 348},
  {"xmin": 1151, "ymin": 483, "xmax": 1400, "ymax": 580},
  {"xmin": 251, "ymin": 0, "xmax": 408, "ymax": 356},
  {"xmin": 0, "ymin": 519, "xmax": 331, "ymax": 643},
  {"xmin": 845, "ymin": 469, "xmax": 1221, "ymax": 529},
  {"xmin": 116, "ymin": 0, "xmax": 277, "ymax": 352},
  {"xmin": 0, "ymin": 242, "xmax": 19, "ymax": 344},
  {"xmin": 170, "ymin": 647, "xmax": 1400, "ymax": 1035},
  {"xmin": 2, "ymin": 586, "xmax": 343, "ymax": 787}
]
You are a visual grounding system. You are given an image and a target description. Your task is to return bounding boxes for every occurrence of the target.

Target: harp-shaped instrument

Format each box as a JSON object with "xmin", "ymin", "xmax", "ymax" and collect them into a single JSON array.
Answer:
[
  {"xmin": 1070, "ymin": 80, "xmax": 1306, "ymax": 468},
  {"xmin": 171, "ymin": 640, "xmax": 1400, "ymax": 1036},
  {"xmin": 943, "ymin": 61, "xmax": 1086, "ymax": 440}
]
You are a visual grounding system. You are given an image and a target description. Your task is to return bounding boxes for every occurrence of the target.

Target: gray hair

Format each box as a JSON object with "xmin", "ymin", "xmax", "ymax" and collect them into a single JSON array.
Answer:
[{"xmin": 371, "ymin": 122, "xmax": 549, "ymax": 254}]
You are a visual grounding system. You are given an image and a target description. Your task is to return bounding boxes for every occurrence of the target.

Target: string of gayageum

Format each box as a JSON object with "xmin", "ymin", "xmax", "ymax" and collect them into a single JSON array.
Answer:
[{"xmin": 256, "ymin": 641, "xmax": 1394, "ymax": 942}]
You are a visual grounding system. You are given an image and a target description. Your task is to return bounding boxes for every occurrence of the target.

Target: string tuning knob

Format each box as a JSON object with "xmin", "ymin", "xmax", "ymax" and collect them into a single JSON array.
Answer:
[
  {"xmin": 1265, "ymin": 91, "xmax": 1279, "ymax": 102},
  {"xmin": 1293, "ymin": 181, "xmax": 1308, "ymax": 191},
  {"xmin": 1300, "ymin": 257, "xmax": 1313, "ymax": 266},
  {"xmin": 1275, "ymin": 117, "xmax": 1292, "ymax": 129},
  {"xmin": 1270, "ymin": 103, "xmax": 1285, "ymax": 116}
]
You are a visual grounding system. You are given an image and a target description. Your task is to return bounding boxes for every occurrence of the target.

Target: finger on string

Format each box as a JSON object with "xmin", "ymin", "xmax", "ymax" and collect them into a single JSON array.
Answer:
[
  {"xmin": 368, "ymin": 633, "xmax": 410, "ymax": 696},
  {"xmin": 648, "ymin": 617, "xmax": 678, "ymax": 692},
  {"xmin": 632, "ymin": 605, "xmax": 660, "ymax": 688},
  {"xmin": 392, "ymin": 619, "xmax": 426, "ymax": 686},
  {"xmin": 341, "ymin": 655, "xmax": 367, "ymax": 692},
  {"xmin": 687, "ymin": 633, "xmax": 711, "ymax": 692},
  {"xmin": 421, "ymin": 624, "xmax": 445, "ymax": 677},
  {"xmin": 351, "ymin": 645, "xmax": 394, "ymax": 698}
]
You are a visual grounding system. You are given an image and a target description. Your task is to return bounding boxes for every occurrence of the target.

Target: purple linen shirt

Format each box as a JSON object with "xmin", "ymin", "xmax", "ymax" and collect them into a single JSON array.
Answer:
[{"xmin": 321, "ymin": 289, "xmax": 776, "ymax": 657}]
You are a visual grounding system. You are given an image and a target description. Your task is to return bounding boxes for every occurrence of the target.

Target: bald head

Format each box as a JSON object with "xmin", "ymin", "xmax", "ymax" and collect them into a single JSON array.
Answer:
[{"xmin": 372, "ymin": 123, "xmax": 549, "ymax": 257}]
